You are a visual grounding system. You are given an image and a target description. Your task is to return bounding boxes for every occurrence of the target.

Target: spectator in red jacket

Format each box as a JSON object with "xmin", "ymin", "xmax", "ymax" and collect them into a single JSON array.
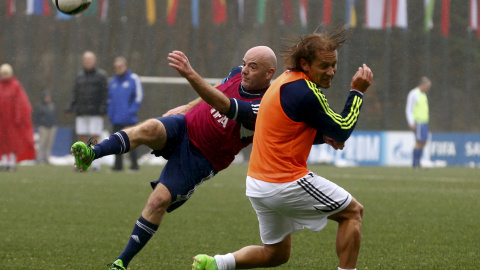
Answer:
[{"xmin": 0, "ymin": 64, "xmax": 35, "ymax": 171}]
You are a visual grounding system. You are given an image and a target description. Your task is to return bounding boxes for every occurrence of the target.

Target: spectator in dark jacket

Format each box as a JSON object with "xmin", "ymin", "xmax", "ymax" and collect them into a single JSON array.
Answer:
[
  {"xmin": 108, "ymin": 56, "xmax": 143, "ymax": 171},
  {"xmin": 33, "ymin": 91, "xmax": 57, "ymax": 164},
  {"xmin": 66, "ymin": 51, "xmax": 108, "ymax": 171}
]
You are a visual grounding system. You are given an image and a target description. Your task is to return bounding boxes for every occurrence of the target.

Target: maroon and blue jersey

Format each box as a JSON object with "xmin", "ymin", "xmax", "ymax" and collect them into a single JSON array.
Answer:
[{"xmin": 185, "ymin": 66, "xmax": 265, "ymax": 171}]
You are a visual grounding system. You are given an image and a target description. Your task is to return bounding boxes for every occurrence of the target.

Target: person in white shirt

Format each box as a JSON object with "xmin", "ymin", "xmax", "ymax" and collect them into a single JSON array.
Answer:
[{"xmin": 405, "ymin": 76, "xmax": 431, "ymax": 168}]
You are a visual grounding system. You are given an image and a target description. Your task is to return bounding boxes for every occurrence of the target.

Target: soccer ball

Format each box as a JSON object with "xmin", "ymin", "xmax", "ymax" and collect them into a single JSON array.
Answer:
[{"xmin": 52, "ymin": 0, "xmax": 92, "ymax": 15}]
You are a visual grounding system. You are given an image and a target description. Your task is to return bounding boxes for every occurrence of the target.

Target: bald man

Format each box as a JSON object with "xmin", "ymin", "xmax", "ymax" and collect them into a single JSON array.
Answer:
[
  {"xmin": 406, "ymin": 76, "xmax": 432, "ymax": 168},
  {"xmin": 71, "ymin": 47, "xmax": 277, "ymax": 270},
  {"xmin": 66, "ymin": 51, "xmax": 108, "ymax": 171}
]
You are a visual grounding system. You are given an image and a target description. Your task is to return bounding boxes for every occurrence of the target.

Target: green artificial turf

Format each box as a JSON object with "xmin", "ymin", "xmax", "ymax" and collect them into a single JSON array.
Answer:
[{"xmin": 1, "ymin": 165, "xmax": 478, "ymax": 269}]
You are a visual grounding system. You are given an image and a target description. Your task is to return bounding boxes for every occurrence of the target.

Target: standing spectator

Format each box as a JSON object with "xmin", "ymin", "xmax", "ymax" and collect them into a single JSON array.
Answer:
[
  {"xmin": 405, "ymin": 76, "xmax": 431, "ymax": 169},
  {"xmin": 33, "ymin": 91, "xmax": 57, "ymax": 165},
  {"xmin": 108, "ymin": 56, "xmax": 143, "ymax": 171},
  {"xmin": 66, "ymin": 51, "xmax": 108, "ymax": 171},
  {"xmin": 0, "ymin": 63, "xmax": 35, "ymax": 171}
]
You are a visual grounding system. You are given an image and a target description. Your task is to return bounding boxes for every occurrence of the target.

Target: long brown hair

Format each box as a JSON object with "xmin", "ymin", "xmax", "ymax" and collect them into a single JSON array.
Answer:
[{"xmin": 282, "ymin": 25, "xmax": 352, "ymax": 71}]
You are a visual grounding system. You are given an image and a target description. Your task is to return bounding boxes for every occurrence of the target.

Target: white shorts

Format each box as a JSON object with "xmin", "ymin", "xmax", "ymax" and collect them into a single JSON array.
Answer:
[
  {"xmin": 75, "ymin": 116, "xmax": 104, "ymax": 136},
  {"xmin": 247, "ymin": 172, "xmax": 352, "ymax": 245}
]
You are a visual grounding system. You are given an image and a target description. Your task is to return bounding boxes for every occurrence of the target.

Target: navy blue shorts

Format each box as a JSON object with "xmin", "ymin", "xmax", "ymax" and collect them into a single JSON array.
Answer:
[
  {"xmin": 414, "ymin": 123, "xmax": 429, "ymax": 142},
  {"xmin": 150, "ymin": 115, "xmax": 218, "ymax": 212}
]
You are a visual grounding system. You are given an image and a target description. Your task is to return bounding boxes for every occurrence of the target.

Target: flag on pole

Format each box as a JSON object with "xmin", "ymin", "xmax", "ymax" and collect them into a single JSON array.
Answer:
[
  {"xmin": 257, "ymin": 0, "xmax": 266, "ymax": 25},
  {"xmin": 99, "ymin": 0, "xmax": 108, "ymax": 22},
  {"xmin": 146, "ymin": 0, "xmax": 156, "ymax": 25},
  {"xmin": 283, "ymin": 0, "xmax": 293, "ymax": 25},
  {"xmin": 390, "ymin": 0, "xmax": 408, "ymax": 29},
  {"xmin": 299, "ymin": 0, "xmax": 307, "ymax": 28},
  {"xmin": 213, "ymin": 0, "xmax": 227, "ymax": 25},
  {"xmin": 85, "ymin": 0, "xmax": 108, "ymax": 22},
  {"xmin": 167, "ymin": 0, "xmax": 179, "ymax": 25},
  {"xmin": 7, "ymin": 0, "xmax": 16, "ymax": 18},
  {"xmin": 470, "ymin": 0, "xmax": 477, "ymax": 29},
  {"xmin": 365, "ymin": 0, "xmax": 386, "ymax": 29},
  {"xmin": 365, "ymin": 0, "xmax": 407, "ymax": 29},
  {"xmin": 469, "ymin": 0, "xmax": 480, "ymax": 37},
  {"xmin": 26, "ymin": 0, "xmax": 51, "ymax": 16},
  {"xmin": 424, "ymin": 0, "xmax": 435, "ymax": 32},
  {"xmin": 440, "ymin": 0, "xmax": 450, "ymax": 36},
  {"xmin": 191, "ymin": 0, "xmax": 199, "ymax": 28},
  {"xmin": 323, "ymin": 0, "xmax": 332, "ymax": 26},
  {"xmin": 345, "ymin": 0, "xmax": 357, "ymax": 28}
]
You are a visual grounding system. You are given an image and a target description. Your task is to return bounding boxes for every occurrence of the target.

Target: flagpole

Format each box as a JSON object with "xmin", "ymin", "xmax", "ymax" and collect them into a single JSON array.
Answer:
[
  {"xmin": 236, "ymin": 0, "xmax": 244, "ymax": 64},
  {"xmin": 5, "ymin": 12, "xmax": 16, "ymax": 66},
  {"xmin": 120, "ymin": 1, "xmax": 128, "ymax": 56},
  {"xmin": 53, "ymin": 16, "xmax": 62, "ymax": 103},
  {"xmin": 402, "ymin": 29, "xmax": 409, "ymax": 100},
  {"xmin": 71, "ymin": 16, "xmax": 80, "ymax": 84},
  {"xmin": 441, "ymin": 36, "xmax": 450, "ymax": 130},
  {"xmin": 99, "ymin": 14, "xmax": 109, "ymax": 70},
  {"xmin": 255, "ymin": 23, "xmax": 263, "ymax": 44},
  {"xmin": 466, "ymin": 30, "xmax": 473, "ymax": 131},
  {"xmin": 191, "ymin": 28, "xmax": 198, "ymax": 70},
  {"xmin": 167, "ymin": 26, "xmax": 174, "ymax": 76},
  {"xmin": 423, "ymin": 31, "xmax": 431, "ymax": 77},
  {"xmin": 24, "ymin": 16, "xmax": 34, "ymax": 93},
  {"xmin": 145, "ymin": 26, "xmax": 155, "ymax": 76},
  {"xmin": 255, "ymin": 0, "xmax": 265, "ymax": 44},
  {"xmin": 382, "ymin": 27, "xmax": 392, "ymax": 130},
  {"xmin": 190, "ymin": 0, "xmax": 199, "ymax": 70}
]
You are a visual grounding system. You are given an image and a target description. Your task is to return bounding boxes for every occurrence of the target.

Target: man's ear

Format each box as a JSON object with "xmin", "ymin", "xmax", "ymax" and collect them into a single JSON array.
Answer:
[
  {"xmin": 299, "ymin": 58, "xmax": 309, "ymax": 73},
  {"xmin": 266, "ymin": 68, "xmax": 275, "ymax": 80}
]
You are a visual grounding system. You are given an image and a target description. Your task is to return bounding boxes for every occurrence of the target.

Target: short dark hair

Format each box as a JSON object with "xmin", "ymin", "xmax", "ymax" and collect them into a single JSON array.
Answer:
[{"xmin": 282, "ymin": 25, "xmax": 352, "ymax": 71}]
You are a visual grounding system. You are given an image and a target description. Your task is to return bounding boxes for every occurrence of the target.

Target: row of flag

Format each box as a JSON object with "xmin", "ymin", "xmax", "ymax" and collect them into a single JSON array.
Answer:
[
  {"xmin": 6, "ymin": 0, "xmax": 109, "ymax": 21},
  {"xmin": 5, "ymin": 0, "xmax": 480, "ymax": 37}
]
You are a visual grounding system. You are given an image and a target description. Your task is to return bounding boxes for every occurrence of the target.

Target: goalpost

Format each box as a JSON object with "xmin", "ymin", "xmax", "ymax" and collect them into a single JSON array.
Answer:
[{"xmin": 139, "ymin": 76, "xmax": 222, "ymax": 85}]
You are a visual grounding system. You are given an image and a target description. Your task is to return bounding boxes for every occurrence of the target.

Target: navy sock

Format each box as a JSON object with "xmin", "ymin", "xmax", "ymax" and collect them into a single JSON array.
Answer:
[
  {"xmin": 118, "ymin": 216, "xmax": 159, "ymax": 268},
  {"xmin": 417, "ymin": 148, "xmax": 424, "ymax": 165},
  {"xmin": 93, "ymin": 131, "xmax": 130, "ymax": 159},
  {"xmin": 413, "ymin": 148, "xmax": 423, "ymax": 167}
]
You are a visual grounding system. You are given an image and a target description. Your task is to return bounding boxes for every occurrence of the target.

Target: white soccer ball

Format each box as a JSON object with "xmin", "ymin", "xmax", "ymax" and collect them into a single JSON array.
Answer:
[{"xmin": 52, "ymin": 0, "xmax": 92, "ymax": 15}]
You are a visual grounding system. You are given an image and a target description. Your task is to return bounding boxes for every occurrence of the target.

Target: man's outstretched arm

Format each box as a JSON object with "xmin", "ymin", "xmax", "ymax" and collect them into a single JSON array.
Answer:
[{"xmin": 168, "ymin": 50, "xmax": 231, "ymax": 114}]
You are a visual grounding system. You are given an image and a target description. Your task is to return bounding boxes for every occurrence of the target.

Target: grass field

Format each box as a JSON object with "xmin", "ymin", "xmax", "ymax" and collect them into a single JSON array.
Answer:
[{"xmin": 1, "ymin": 164, "xmax": 479, "ymax": 269}]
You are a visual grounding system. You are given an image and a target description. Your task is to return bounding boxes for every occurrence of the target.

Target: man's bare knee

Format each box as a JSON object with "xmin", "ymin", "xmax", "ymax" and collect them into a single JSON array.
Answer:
[
  {"xmin": 329, "ymin": 198, "xmax": 364, "ymax": 223},
  {"xmin": 128, "ymin": 119, "xmax": 166, "ymax": 150},
  {"xmin": 142, "ymin": 184, "xmax": 172, "ymax": 224},
  {"xmin": 269, "ymin": 252, "xmax": 290, "ymax": 266},
  {"xmin": 264, "ymin": 238, "xmax": 291, "ymax": 267},
  {"xmin": 145, "ymin": 194, "xmax": 170, "ymax": 214},
  {"xmin": 137, "ymin": 119, "xmax": 163, "ymax": 139}
]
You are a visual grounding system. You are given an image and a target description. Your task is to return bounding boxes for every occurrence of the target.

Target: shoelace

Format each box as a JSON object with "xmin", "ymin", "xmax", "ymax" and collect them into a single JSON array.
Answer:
[
  {"xmin": 87, "ymin": 137, "xmax": 97, "ymax": 147},
  {"xmin": 106, "ymin": 263, "xmax": 123, "ymax": 270}
]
